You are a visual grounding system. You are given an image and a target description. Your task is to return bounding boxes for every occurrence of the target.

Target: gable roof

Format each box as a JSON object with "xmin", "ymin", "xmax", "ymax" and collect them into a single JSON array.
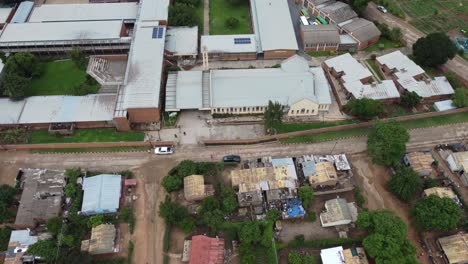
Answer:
[
  {"xmin": 301, "ymin": 25, "xmax": 340, "ymax": 45},
  {"xmin": 318, "ymin": 1, "xmax": 357, "ymax": 23},
  {"xmin": 340, "ymin": 18, "xmax": 381, "ymax": 42},
  {"xmin": 189, "ymin": 235, "xmax": 224, "ymax": 264},
  {"xmin": 82, "ymin": 174, "xmax": 122, "ymax": 214}
]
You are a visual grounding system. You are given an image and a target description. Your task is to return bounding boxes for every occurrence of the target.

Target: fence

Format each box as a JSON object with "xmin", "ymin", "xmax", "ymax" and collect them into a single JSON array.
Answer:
[{"xmin": 0, "ymin": 141, "xmax": 174, "ymax": 151}]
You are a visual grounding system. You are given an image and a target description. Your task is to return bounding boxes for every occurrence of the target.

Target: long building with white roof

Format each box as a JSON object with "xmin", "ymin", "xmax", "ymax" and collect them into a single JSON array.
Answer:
[
  {"xmin": 165, "ymin": 56, "xmax": 332, "ymax": 116},
  {"xmin": 200, "ymin": 35, "xmax": 258, "ymax": 61},
  {"xmin": 28, "ymin": 3, "xmax": 138, "ymax": 22},
  {"xmin": 376, "ymin": 51, "xmax": 454, "ymax": 100},
  {"xmin": 324, "ymin": 53, "xmax": 400, "ymax": 101}
]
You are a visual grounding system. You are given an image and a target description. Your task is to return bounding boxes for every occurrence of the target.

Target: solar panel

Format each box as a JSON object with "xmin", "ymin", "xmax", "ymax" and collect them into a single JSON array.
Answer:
[
  {"xmin": 152, "ymin": 27, "xmax": 165, "ymax": 39},
  {"xmin": 234, "ymin": 38, "xmax": 251, "ymax": 44}
]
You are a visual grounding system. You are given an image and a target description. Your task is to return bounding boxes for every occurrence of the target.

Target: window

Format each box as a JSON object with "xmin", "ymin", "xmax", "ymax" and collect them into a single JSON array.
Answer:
[
  {"xmin": 152, "ymin": 27, "xmax": 164, "ymax": 39},
  {"xmin": 301, "ymin": 108, "xmax": 305, "ymax": 114},
  {"xmin": 312, "ymin": 109, "xmax": 315, "ymax": 113},
  {"xmin": 243, "ymin": 107, "xmax": 246, "ymax": 111},
  {"xmin": 306, "ymin": 109, "xmax": 309, "ymax": 113}
]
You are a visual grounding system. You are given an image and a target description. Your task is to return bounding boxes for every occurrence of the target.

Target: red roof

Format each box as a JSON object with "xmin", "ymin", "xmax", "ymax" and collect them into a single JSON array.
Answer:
[
  {"xmin": 124, "ymin": 179, "xmax": 137, "ymax": 186},
  {"xmin": 189, "ymin": 235, "xmax": 224, "ymax": 264}
]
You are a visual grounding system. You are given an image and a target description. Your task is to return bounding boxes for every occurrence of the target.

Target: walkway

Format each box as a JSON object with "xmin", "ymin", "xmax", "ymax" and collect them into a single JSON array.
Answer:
[
  {"xmin": 203, "ymin": 0, "xmax": 209, "ymax": 35},
  {"xmin": 364, "ymin": 2, "xmax": 468, "ymax": 83}
]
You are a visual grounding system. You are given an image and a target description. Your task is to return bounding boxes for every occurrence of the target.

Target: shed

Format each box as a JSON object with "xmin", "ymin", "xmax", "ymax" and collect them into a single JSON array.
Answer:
[
  {"xmin": 434, "ymin": 100, "xmax": 457, "ymax": 112},
  {"xmin": 81, "ymin": 174, "xmax": 122, "ymax": 216},
  {"xmin": 81, "ymin": 224, "xmax": 116, "ymax": 255},
  {"xmin": 189, "ymin": 235, "xmax": 224, "ymax": 264},
  {"xmin": 438, "ymin": 233, "xmax": 468, "ymax": 264}
]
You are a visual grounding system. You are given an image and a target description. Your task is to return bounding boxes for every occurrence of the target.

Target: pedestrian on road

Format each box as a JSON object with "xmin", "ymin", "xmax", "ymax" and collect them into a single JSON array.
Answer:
[
  {"xmin": 183, "ymin": 132, "xmax": 186, "ymax": 135},
  {"xmin": 174, "ymin": 134, "xmax": 177, "ymax": 138}
]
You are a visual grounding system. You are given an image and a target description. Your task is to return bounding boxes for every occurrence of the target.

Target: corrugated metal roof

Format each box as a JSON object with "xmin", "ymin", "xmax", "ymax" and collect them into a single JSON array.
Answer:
[
  {"xmin": 400, "ymin": 76, "xmax": 454, "ymax": 98},
  {"xmin": 320, "ymin": 246, "xmax": 344, "ymax": 264},
  {"xmin": 9, "ymin": 230, "xmax": 38, "ymax": 246},
  {"xmin": 165, "ymin": 26, "xmax": 198, "ymax": 55},
  {"xmin": 0, "ymin": 98, "xmax": 25, "ymax": 124},
  {"xmin": 324, "ymin": 53, "xmax": 372, "ymax": 84},
  {"xmin": 11, "ymin": 1, "xmax": 33, "ymax": 23},
  {"xmin": 28, "ymin": 3, "xmax": 138, "ymax": 22},
  {"xmin": 341, "ymin": 18, "xmax": 380, "ymax": 42},
  {"xmin": 301, "ymin": 25, "xmax": 340, "ymax": 45},
  {"xmin": 201, "ymin": 34, "xmax": 258, "ymax": 53},
  {"xmin": 376, "ymin": 51, "xmax": 424, "ymax": 78},
  {"xmin": 17, "ymin": 95, "xmax": 116, "ymax": 124},
  {"xmin": 434, "ymin": 100, "xmax": 456, "ymax": 112},
  {"xmin": 250, "ymin": 0, "xmax": 298, "ymax": 51},
  {"xmin": 0, "ymin": 8, "xmax": 12, "ymax": 23},
  {"xmin": 0, "ymin": 20, "xmax": 124, "ymax": 43},
  {"xmin": 139, "ymin": 0, "xmax": 169, "ymax": 22},
  {"xmin": 344, "ymin": 80, "xmax": 400, "ymax": 100},
  {"xmin": 122, "ymin": 25, "xmax": 165, "ymax": 109},
  {"xmin": 82, "ymin": 174, "xmax": 122, "ymax": 215},
  {"xmin": 318, "ymin": 1, "xmax": 357, "ymax": 23}
]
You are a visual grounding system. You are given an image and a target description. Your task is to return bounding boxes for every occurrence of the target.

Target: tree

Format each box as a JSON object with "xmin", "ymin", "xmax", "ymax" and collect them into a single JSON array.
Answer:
[
  {"xmin": 367, "ymin": 121, "xmax": 409, "ymax": 166},
  {"xmin": 4, "ymin": 52, "xmax": 41, "ymax": 78},
  {"xmin": 177, "ymin": 0, "xmax": 200, "ymax": 6},
  {"xmin": 159, "ymin": 196, "xmax": 188, "ymax": 225},
  {"xmin": 0, "ymin": 227, "xmax": 11, "ymax": 251},
  {"xmin": 413, "ymin": 33, "xmax": 457, "ymax": 67},
  {"xmin": 260, "ymin": 223, "xmax": 273, "ymax": 247},
  {"xmin": 173, "ymin": 160, "xmax": 197, "ymax": 177},
  {"xmin": 87, "ymin": 214, "xmax": 104, "ymax": 228},
  {"xmin": 288, "ymin": 251, "xmax": 302, "ymax": 264},
  {"xmin": 357, "ymin": 210, "xmax": 418, "ymax": 264},
  {"xmin": 220, "ymin": 187, "xmax": 238, "ymax": 213},
  {"xmin": 445, "ymin": 72, "xmax": 463, "ymax": 88},
  {"xmin": 389, "ymin": 27, "xmax": 402, "ymax": 43},
  {"xmin": 162, "ymin": 175, "xmax": 182, "ymax": 192},
  {"xmin": 298, "ymin": 186, "xmax": 314, "ymax": 209},
  {"xmin": 202, "ymin": 209, "xmax": 224, "ymax": 233},
  {"xmin": 168, "ymin": 3, "xmax": 198, "ymax": 26},
  {"xmin": 239, "ymin": 243, "xmax": 255, "ymax": 263},
  {"xmin": 452, "ymin": 88, "xmax": 468, "ymax": 108},
  {"xmin": 225, "ymin": 17, "xmax": 239, "ymax": 29},
  {"xmin": 387, "ymin": 167, "xmax": 423, "ymax": 202},
  {"xmin": 2, "ymin": 73, "xmax": 29, "ymax": 99},
  {"xmin": 266, "ymin": 209, "xmax": 281, "ymax": 222},
  {"xmin": 178, "ymin": 216, "xmax": 195, "ymax": 234},
  {"xmin": 239, "ymin": 221, "xmax": 261, "ymax": 244},
  {"xmin": 412, "ymin": 195, "xmax": 461, "ymax": 231},
  {"xmin": 70, "ymin": 48, "xmax": 87, "ymax": 70},
  {"xmin": 46, "ymin": 217, "xmax": 63, "ymax": 236},
  {"xmin": 26, "ymin": 240, "xmax": 58, "ymax": 263},
  {"xmin": 0, "ymin": 184, "xmax": 16, "ymax": 205},
  {"xmin": 264, "ymin": 100, "xmax": 283, "ymax": 134},
  {"xmin": 345, "ymin": 98, "xmax": 384, "ymax": 120},
  {"xmin": 401, "ymin": 91, "xmax": 421, "ymax": 108},
  {"xmin": 198, "ymin": 196, "xmax": 220, "ymax": 214},
  {"xmin": 352, "ymin": 0, "xmax": 369, "ymax": 15}
]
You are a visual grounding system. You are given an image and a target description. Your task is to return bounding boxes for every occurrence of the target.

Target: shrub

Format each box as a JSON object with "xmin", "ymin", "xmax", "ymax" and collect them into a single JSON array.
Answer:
[
  {"xmin": 354, "ymin": 186, "xmax": 365, "ymax": 207},
  {"xmin": 308, "ymin": 211, "xmax": 316, "ymax": 222}
]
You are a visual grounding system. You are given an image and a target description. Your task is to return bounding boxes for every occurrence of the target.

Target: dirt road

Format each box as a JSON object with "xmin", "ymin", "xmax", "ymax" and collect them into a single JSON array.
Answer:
[
  {"xmin": 0, "ymin": 123, "xmax": 466, "ymax": 263},
  {"xmin": 364, "ymin": 2, "xmax": 468, "ymax": 83}
]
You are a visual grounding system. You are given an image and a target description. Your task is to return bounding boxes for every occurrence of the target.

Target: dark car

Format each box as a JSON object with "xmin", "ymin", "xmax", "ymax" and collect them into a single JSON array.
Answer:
[{"xmin": 223, "ymin": 155, "xmax": 241, "ymax": 163}]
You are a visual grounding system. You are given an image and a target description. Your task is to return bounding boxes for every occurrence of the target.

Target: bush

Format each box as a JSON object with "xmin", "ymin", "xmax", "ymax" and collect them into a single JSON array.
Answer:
[
  {"xmin": 345, "ymin": 98, "xmax": 384, "ymax": 120},
  {"xmin": 308, "ymin": 211, "xmax": 316, "ymax": 222},
  {"xmin": 225, "ymin": 17, "xmax": 239, "ymax": 29},
  {"xmin": 163, "ymin": 225, "xmax": 171, "ymax": 252},
  {"xmin": 162, "ymin": 175, "xmax": 182, "ymax": 192},
  {"xmin": 354, "ymin": 186, "xmax": 365, "ymax": 207},
  {"xmin": 298, "ymin": 186, "xmax": 314, "ymax": 209},
  {"xmin": 2, "ymin": 73, "xmax": 29, "ymax": 99},
  {"xmin": 0, "ymin": 128, "xmax": 29, "ymax": 144},
  {"xmin": 120, "ymin": 207, "xmax": 135, "ymax": 234},
  {"xmin": 126, "ymin": 240, "xmax": 134, "ymax": 264},
  {"xmin": 169, "ymin": 3, "xmax": 198, "ymax": 26},
  {"xmin": 119, "ymin": 170, "xmax": 133, "ymax": 179},
  {"xmin": 0, "ymin": 227, "xmax": 11, "ymax": 250},
  {"xmin": 70, "ymin": 48, "xmax": 88, "ymax": 70},
  {"xmin": 452, "ymin": 88, "xmax": 468, "ymax": 108}
]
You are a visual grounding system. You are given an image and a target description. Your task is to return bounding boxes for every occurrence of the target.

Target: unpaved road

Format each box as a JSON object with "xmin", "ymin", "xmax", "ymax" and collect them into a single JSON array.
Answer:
[{"xmin": 0, "ymin": 123, "xmax": 466, "ymax": 263}]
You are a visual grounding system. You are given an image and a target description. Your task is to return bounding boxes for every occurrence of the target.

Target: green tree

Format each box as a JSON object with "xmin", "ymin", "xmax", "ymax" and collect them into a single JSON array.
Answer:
[
  {"xmin": 70, "ymin": 48, "xmax": 87, "ymax": 70},
  {"xmin": 266, "ymin": 209, "xmax": 281, "ymax": 222},
  {"xmin": 260, "ymin": 223, "xmax": 273, "ymax": 247},
  {"xmin": 5, "ymin": 52, "xmax": 41, "ymax": 78},
  {"xmin": 162, "ymin": 175, "xmax": 182, "ymax": 192},
  {"xmin": 308, "ymin": 211, "xmax": 316, "ymax": 222},
  {"xmin": 174, "ymin": 160, "xmax": 197, "ymax": 177},
  {"xmin": 178, "ymin": 216, "xmax": 195, "ymax": 234},
  {"xmin": 239, "ymin": 243, "xmax": 255, "ymax": 263},
  {"xmin": 352, "ymin": 0, "xmax": 370, "ymax": 15},
  {"xmin": 298, "ymin": 186, "xmax": 314, "ymax": 209},
  {"xmin": 389, "ymin": 27, "xmax": 402, "ymax": 43},
  {"xmin": 202, "ymin": 209, "xmax": 224, "ymax": 233},
  {"xmin": 368, "ymin": 121, "xmax": 409, "ymax": 166},
  {"xmin": 178, "ymin": 0, "xmax": 201, "ymax": 6},
  {"xmin": 0, "ymin": 184, "xmax": 16, "ymax": 205},
  {"xmin": 288, "ymin": 251, "xmax": 302, "ymax": 264},
  {"xmin": 452, "ymin": 89, "xmax": 468, "ymax": 108},
  {"xmin": 159, "ymin": 196, "xmax": 188, "ymax": 225},
  {"xmin": 412, "ymin": 195, "xmax": 461, "ymax": 231},
  {"xmin": 26, "ymin": 240, "xmax": 58, "ymax": 263},
  {"xmin": 357, "ymin": 210, "xmax": 418, "ymax": 264},
  {"xmin": 87, "ymin": 214, "xmax": 104, "ymax": 228},
  {"xmin": 46, "ymin": 217, "xmax": 63, "ymax": 236},
  {"xmin": 0, "ymin": 201, "xmax": 12, "ymax": 223},
  {"xmin": 225, "ymin": 17, "xmax": 239, "ymax": 29},
  {"xmin": 220, "ymin": 187, "xmax": 238, "ymax": 213},
  {"xmin": 387, "ymin": 167, "xmax": 423, "ymax": 202},
  {"xmin": 168, "ymin": 3, "xmax": 198, "ymax": 26},
  {"xmin": 445, "ymin": 72, "xmax": 463, "ymax": 88},
  {"xmin": 264, "ymin": 100, "xmax": 283, "ymax": 134},
  {"xmin": 65, "ymin": 168, "xmax": 81, "ymax": 183},
  {"xmin": 198, "ymin": 196, "xmax": 220, "ymax": 214},
  {"xmin": 239, "ymin": 221, "xmax": 261, "ymax": 244},
  {"xmin": 2, "ymin": 73, "xmax": 29, "ymax": 99},
  {"xmin": 345, "ymin": 98, "xmax": 384, "ymax": 120},
  {"xmin": 0, "ymin": 227, "xmax": 11, "ymax": 250},
  {"xmin": 401, "ymin": 91, "xmax": 421, "ymax": 108},
  {"xmin": 413, "ymin": 33, "xmax": 457, "ymax": 67}
]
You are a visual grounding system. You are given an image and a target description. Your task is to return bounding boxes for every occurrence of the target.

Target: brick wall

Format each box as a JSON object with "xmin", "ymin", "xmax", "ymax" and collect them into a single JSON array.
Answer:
[
  {"xmin": 1, "ymin": 141, "xmax": 174, "ymax": 151},
  {"xmin": 127, "ymin": 108, "xmax": 161, "ymax": 123},
  {"xmin": 264, "ymin": 50, "xmax": 297, "ymax": 59}
]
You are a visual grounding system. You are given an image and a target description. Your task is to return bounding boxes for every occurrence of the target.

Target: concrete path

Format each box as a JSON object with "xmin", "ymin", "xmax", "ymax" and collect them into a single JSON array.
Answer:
[
  {"xmin": 203, "ymin": 0, "xmax": 209, "ymax": 35},
  {"xmin": 364, "ymin": 2, "xmax": 468, "ymax": 83}
]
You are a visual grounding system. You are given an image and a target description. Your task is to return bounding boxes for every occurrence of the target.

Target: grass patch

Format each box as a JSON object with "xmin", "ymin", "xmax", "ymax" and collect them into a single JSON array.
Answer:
[
  {"xmin": 276, "ymin": 120, "xmax": 356, "ymax": 133},
  {"xmin": 307, "ymin": 51, "xmax": 330, "ymax": 57},
  {"xmin": 209, "ymin": 0, "xmax": 251, "ymax": 34},
  {"xmin": 29, "ymin": 129, "xmax": 144, "ymax": 144},
  {"xmin": 195, "ymin": 1, "xmax": 204, "ymax": 32},
  {"xmin": 31, "ymin": 147, "xmax": 149, "ymax": 154},
  {"xmin": 366, "ymin": 59, "xmax": 384, "ymax": 80},
  {"xmin": 281, "ymin": 112, "xmax": 468, "ymax": 143},
  {"xmin": 28, "ymin": 60, "xmax": 99, "ymax": 96},
  {"xmin": 162, "ymin": 112, "xmax": 178, "ymax": 127},
  {"xmin": 364, "ymin": 38, "xmax": 399, "ymax": 52}
]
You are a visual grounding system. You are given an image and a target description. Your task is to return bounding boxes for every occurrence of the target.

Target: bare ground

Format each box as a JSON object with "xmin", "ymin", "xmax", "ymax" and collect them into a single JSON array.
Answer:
[{"xmin": 350, "ymin": 154, "xmax": 430, "ymax": 264}]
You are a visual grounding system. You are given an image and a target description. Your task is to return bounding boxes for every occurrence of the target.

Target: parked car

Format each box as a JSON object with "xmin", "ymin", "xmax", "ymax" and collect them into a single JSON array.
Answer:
[
  {"xmin": 223, "ymin": 155, "xmax": 241, "ymax": 163},
  {"xmin": 377, "ymin": 5, "xmax": 387, "ymax": 13},
  {"xmin": 155, "ymin": 146, "xmax": 174, "ymax": 155}
]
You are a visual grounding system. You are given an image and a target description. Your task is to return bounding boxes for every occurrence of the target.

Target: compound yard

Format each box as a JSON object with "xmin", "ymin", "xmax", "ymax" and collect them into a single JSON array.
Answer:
[{"xmin": 399, "ymin": 0, "xmax": 468, "ymax": 34}]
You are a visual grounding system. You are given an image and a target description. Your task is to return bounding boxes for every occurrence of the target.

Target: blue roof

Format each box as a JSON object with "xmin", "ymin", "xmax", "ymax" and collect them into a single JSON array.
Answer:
[
  {"xmin": 11, "ymin": 1, "xmax": 34, "ymax": 23},
  {"xmin": 302, "ymin": 161, "xmax": 316, "ymax": 177},
  {"xmin": 81, "ymin": 174, "xmax": 122, "ymax": 215},
  {"xmin": 286, "ymin": 199, "xmax": 305, "ymax": 218}
]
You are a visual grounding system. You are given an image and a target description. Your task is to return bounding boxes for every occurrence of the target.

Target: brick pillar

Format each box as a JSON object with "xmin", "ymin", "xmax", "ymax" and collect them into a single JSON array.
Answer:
[{"xmin": 113, "ymin": 117, "xmax": 131, "ymax": 132}]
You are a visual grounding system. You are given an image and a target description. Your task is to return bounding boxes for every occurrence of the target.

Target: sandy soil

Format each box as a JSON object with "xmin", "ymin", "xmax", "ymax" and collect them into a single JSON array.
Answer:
[{"xmin": 351, "ymin": 154, "xmax": 430, "ymax": 264}]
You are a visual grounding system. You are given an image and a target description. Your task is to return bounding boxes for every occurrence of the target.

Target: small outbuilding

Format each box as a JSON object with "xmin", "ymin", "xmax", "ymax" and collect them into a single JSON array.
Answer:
[
  {"xmin": 189, "ymin": 235, "xmax": 224, "ymax": 264},
  {"xmin": 438, "ymin": 233, "xmax": 468, "ymax": 264},
  {"xmin": 424, "ymin": 187, "xmax": 461, "ymax": 206},
  {"xmin": 183, "ymin": 175, "xmax": 214, "ymax": 201},
  {"xmin": 81, "ymin": 224, "xmax": 116, "ymax": 255},
  {"xmin": 81, "ymin": 174, "xmax": 122, "ymax": 216},
  {"xmin": 403, "ymin": 152, "xmax": 434, "ymax": 176},
  {"xmin": 320, "ymin": 197, "xmax": 357, "ymax": 227}
]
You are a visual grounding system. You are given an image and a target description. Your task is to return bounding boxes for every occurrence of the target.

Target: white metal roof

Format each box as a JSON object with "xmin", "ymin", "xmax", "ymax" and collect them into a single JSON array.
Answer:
[
  {"xmin": 139, "ymin": 0, "xmax": 169, "ymax": 22},
  {"xmin": 398, "ymin": 76, "xmax": 455, "ymax": 98},
  {"xmin": 175, "ymin": 71, "xmax": 203, "ymax": 109},
  {"xmin": 0, "ymin": 8, "xmax": 12, "ymax": 23},
  {"xmin": 122, "ymin": 25, "xmax": 165, "ymax": 109},
  {"xmin": 17, "ymin": 95, "xmax": 116, "ymax": 124},
  {"xmin": 250, "ymin": 0, "xmax": 298, "ymax": 51},
  {"xmin": 376, "ymin": 51, "xmax": 425, "ymax": 78},
  {"xmin": 324, "ymin": 53, "xmax": 372, "ymax": 84},
  {"xmin": 434, "ymin": 100, "xmax": 456, "ymax": 112},
  {"xmin": 0, "ymin": 20, "xmax": 124, "ymax": 43},
  {"xmin": 11, "ymin": 1, "xmax": 33, "ymax": 23},
  {"xmin": 321, "ymin": 246, "xmax": 344, "ymax": 264},
  {"xmin": 82, "ymin": 174, "xmax": 122, "ymax": 214},
  {"xmin": 166, "ymin": 26, "xmax": 198, "ymax": 55},
  {"xmin": 28, "ymin": 3, "xmax": 138, "ymax": 22},
  {"xmin": 210, "ymin": 55, "xmax": 331, "ymax": 107},
  {"xmin": 344, "ymin": 80, "xmax": 400, "ymax": 100},
  {"xmin": 201, "ymin": 34, "xmax": 258, "ymax": 53},
  {"xmin": 9, "ymin": 230, "xmax": 38, "ymax": 246},
  {"xmin": 0, "ymin": 98, "xmax": 25, "ymax": 124}
]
